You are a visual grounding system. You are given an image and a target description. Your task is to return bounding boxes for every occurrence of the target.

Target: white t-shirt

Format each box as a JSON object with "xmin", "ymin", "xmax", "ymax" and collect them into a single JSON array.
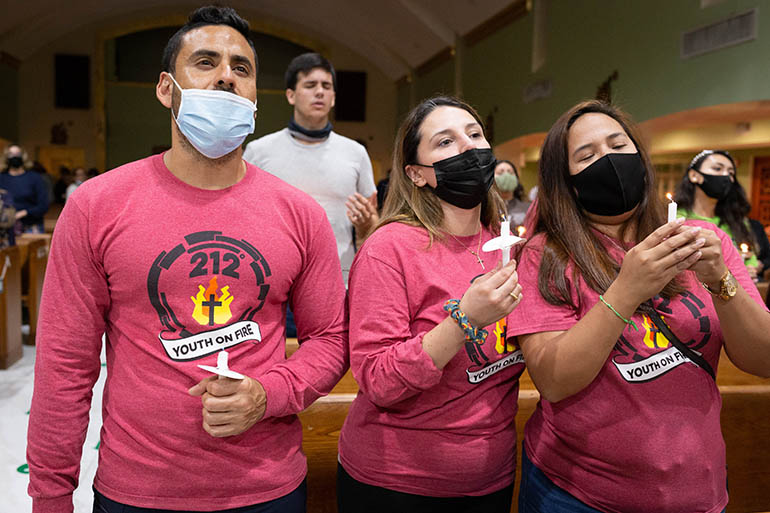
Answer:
[{"xmin": 244, "ymin": 128, "xmax": 376, "ymax": 284}]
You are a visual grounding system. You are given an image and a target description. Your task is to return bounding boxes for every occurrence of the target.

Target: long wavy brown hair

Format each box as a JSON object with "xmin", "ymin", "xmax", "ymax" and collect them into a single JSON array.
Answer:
[
  {"xmin": 530, "ymin": 100, "xmax": 684, "ymax": 314},
  {"xmin": 377, "ymin": 95, "xmax": 505, "ymax": 243}
]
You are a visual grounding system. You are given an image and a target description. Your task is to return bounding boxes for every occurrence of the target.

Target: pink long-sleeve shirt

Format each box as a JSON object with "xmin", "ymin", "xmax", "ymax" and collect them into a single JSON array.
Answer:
[
  {"xmin": 27, "ymin": 154, "xmax": 348, "ymax": 512},
  {"xmin": 338, "ymin": 222, "xmax": 525, "ymax": 497}
]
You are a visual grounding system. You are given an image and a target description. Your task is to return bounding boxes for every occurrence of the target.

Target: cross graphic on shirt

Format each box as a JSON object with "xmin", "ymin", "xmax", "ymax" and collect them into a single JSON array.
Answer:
[
  {"xmin": 202, "ymin": 294, "xmax": 222, "ymax": 326},
  {"xmin": 643, "ymin": 314, "xmax": 669, "ymax": 349}
]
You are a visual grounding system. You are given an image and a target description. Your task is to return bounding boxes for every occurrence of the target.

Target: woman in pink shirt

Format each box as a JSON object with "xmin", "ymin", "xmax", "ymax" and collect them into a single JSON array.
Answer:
[
  {"xmin": 337, "ymin": 96, "xmax": 526, "ymax": 512},
  {"xmin": 507, "ymin": 100, "xmax": 770, "ymax": 513}
]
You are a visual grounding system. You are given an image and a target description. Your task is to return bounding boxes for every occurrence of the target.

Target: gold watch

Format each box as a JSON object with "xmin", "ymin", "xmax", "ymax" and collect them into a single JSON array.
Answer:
[{"xmin": 703, "ymin": 269, "xmax": 737, "ymax": 302}]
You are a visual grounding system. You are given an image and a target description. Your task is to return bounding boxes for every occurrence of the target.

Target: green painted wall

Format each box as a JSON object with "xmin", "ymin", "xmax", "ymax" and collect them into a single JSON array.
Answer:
[
  {"xmin": 463, "ymin": 12, "xmax": 533, "ymax": 144},
  {"xmin": 105, "ymin": 84, "xmax": 168, "ymax": 169},
  {"xmin": 415, "ymin": 59, "xmax": 455, "ymax": 104},
  {"xmin": 426, "ymin": 0, "xmax": 770, "ymax": 144},
  {"xmin": 0, "ymin": 61, "xmax": 19, "ymax": 142},
  {"xmin": 105, "ymin": 84, "xmax": 292, "ymax": 169},
  {"xmin": 396, "ymin": 80, "xmax": 411, "ymax": 126}
]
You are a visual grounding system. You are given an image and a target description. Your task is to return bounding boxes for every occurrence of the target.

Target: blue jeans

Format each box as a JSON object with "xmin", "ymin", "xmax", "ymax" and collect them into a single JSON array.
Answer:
[
  {"xmin": 286, "ymin": 306, "xmax": 297, "ymax": 338},
  {"xmin": 93, "ymin": 480, "xmax": 306, "ymax": 513},
  {"xmin": 517, "ymin": 446, "xmax": 603, "ymax": 513},
  {"xmin": 518, "ymin": 447, "xmax": 726, "ymax": 513}
]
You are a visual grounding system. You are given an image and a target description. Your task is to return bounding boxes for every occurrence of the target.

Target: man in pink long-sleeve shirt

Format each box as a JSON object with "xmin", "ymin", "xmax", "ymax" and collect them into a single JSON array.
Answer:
[{"xmin": 26, "ymin": 6, "xmax": 347, "ymax": 513}]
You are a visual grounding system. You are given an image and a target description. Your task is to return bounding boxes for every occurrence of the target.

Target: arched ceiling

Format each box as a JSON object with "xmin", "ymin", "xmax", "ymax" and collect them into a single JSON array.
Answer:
[{"xmin": 0, "ymin": 0, "xmax": 522, "ymax": 80}]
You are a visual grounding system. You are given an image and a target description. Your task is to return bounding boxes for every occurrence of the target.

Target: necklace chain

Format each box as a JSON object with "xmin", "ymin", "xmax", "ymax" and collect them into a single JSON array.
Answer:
[{"xmin": 449, "ymin": 228, "xmax": 485, "ymax": 270}]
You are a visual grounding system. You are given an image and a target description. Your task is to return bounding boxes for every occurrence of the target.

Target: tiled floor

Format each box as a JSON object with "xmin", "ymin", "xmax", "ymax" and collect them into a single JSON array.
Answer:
[{"xmin": 1, "ymin": 344, "xmax": 106, "ymax": 513}]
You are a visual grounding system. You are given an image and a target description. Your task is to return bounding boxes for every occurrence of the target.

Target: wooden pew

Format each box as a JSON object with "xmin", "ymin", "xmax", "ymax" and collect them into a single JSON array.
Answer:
[
  {"xmin": 0, "ymin": 245, "xmax": 23, "ymax": 368},
  {"xmin": 721, "ymin": 385, "xmax": 770, "ymax": 513},
  {"xmin": 16, "ymin": 234, "xmax": 51, "ymax": 345},
  {"xmin": 290, "ymin": 340, "xmax": 770, "ymax": 513}
]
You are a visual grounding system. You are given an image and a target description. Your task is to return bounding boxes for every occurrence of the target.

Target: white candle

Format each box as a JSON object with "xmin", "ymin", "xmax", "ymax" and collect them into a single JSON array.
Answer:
[
  {"xmin": 666, "ymin": 193, "xmax": 677, "ymax": 223},
  {"xmin": 500, "ymin": 220, "xmax": 511, "ymax": 265},
  {"xmin": 740, "ymin": 243, "xmax": 750, "ymax": 260},
  {"xmin": 481, "ymin": 219, "xmax": 525, "ymax": 265},
  {"xmin": 198, "ymin": 349, "xmax": 245, "ymax": 380},
  {"xmin": 217, "ymin": 350, "xmax": 229, "ymax": 370}
]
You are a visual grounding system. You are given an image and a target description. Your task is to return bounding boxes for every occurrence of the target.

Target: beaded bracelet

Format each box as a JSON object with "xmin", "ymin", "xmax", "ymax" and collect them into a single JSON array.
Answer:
[
  {"xmin": 443, "ymin": 299, "xmax": 488, "ymax": 344},
  {"xmin": 598, "ymin": 295, "xmax": 638, "ymax": 331}
]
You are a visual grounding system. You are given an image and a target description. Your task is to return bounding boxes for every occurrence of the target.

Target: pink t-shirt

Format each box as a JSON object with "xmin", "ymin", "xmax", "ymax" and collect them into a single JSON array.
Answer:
[
  {"xmin": 338, "ymin": 222, "xmax": 525, "ymax": 497},
  {"xmin": 507, "ymin": 220, "xmax": 766, "ymax": 513},
  {"xmin": 27, "ymin": 154, "xmax": 348, "ymax": 512}
]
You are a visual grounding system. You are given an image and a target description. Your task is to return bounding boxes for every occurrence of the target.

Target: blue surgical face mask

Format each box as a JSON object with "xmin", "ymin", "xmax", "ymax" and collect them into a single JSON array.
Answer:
[{"xmin": 168, "ymin": 74, "xmax": 257, "ymax": 159}]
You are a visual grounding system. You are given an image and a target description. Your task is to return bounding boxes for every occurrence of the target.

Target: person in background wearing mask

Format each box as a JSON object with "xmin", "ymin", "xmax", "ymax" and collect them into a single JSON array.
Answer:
[
  {"xmin": 0, "ymin": 186, "xmax": 15, "ymax": 248},
  {"xmin": 337, "ymin": 96, "xmax": 524, "ymax": 513},
  {"xmin": 507, "ymin": 101, "xmax": 770, "ymax": 513},
  {"xmin": 27, "ymin": 6, "xmax": 347, "ymax": 513},
  {"xmin": 494, "ymin": 159, "xmax": 531, "ymax": 226},
  {"xmin": 674, "ymin": 150, "xmax": 761, "ymax": 279},
  {"xmin": 64, "ymin": 166, "xmax": 87, "ymax": 202},
  {"xmin": 0, "ymin": 144, "xmax": 49, "ymax": 234}
]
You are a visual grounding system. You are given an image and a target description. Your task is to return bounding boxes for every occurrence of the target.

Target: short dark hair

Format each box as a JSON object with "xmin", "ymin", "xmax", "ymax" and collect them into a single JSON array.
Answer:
[
  {"xmin": 285, "ymin": 53, "xmax": 336, "ymax": 90},
  {"xmin": 161, "ymin": 5, "xmax": 258, "ymax": 75}
]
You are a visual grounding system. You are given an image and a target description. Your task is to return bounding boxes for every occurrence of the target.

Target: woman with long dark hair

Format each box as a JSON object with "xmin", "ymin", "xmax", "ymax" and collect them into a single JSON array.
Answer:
[
  {"xmin": 337, "ymin": 96, "xmax": 525, "ymax": 512},
  {"xmin": 507, "ymin": 100, "xmax": 770, "ymax": 513},
  {"xmin": 674, "ymin": 150, "xmax": 761, "ymax": 279}
]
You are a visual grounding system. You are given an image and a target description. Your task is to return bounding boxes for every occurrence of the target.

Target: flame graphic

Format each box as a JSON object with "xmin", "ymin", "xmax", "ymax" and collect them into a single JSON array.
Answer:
[
  {"xmin": 642, "ymin": 314, "xmax": 670, "ymax": 349},
  {"xmin": 493, "ymin": 318, "xmax": 516, "ymax": 354},
  {"xmin": 190, "ymin": 276, "xmax": 234, "ymax": 326}
]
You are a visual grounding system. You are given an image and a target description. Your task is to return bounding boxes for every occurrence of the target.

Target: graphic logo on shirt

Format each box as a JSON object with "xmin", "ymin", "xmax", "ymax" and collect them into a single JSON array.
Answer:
[
  {"xmin": 465, "ymin": 317, "xmax": 524, "ymax": 384},
  {"xmin": 611, "ymin": 291, "xmax": 710, "ymax": 383},
  {"xmin": 191, "ymin": 277, "xmax": 234, "ymax": 325},
  {"xmin": 147, "ymin": 231, "xmax": 270, "ymax": 361}
]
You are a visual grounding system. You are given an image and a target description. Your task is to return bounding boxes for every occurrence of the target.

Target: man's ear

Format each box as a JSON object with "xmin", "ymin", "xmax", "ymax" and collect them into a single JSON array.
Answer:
[
  {"xmin": 405, "ymin": 164, "xmax": 427, "ymax": 187},
  {"xmin": 286, "ymin": 88, "xmax": 296, "ymax": 106},
  {"xmin": 156, "ymin": 72, "xmax": 174, "ymax": 109}
]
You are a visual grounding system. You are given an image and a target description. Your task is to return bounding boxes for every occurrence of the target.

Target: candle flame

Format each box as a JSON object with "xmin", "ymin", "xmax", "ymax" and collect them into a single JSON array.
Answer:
[
  {"xmin": 740, "ymin": 243, "xmax": 749, "ymax": 253},
  {"xmin": 517, "ymin": 226, "xmax": 526, "ymax": 237},
  {"xmin": 666, "ymin": 192, "xmax": 673, "ymax": 201}
]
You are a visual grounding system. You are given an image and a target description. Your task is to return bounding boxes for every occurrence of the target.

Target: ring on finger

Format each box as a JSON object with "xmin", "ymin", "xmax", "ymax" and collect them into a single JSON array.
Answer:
[{"xmin": 509, "ymin": 291, "xmax": 519, "ymax": 301}]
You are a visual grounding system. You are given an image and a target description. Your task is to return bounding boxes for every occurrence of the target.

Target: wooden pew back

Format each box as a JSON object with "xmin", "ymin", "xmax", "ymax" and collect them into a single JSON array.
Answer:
[
  {"xmin": 290, "ymin": 342, "xmax": 770, "ymax": 513},
  {"xmin": 0, "ymin": 245, "xmax": 22, "ymax": 368},
  {"xmin": 16, "ymin": 234, "xmax": 50, "ymax": 345}
]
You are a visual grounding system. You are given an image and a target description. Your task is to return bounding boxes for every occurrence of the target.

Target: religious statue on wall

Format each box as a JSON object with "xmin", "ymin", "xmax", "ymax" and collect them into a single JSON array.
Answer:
[
  {"xmin": 596, "ymin": 70, "xmax": 619, "ymax": 103},
  {"xmin": 50, "ymin": 122, "xmax": 69, "ymax": 145}
]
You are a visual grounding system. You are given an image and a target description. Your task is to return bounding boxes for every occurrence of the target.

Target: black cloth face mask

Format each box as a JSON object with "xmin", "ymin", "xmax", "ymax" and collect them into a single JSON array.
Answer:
[
  {"xmin": 418, "ymin": 148, "xmax": 496, "ymax": 209},
  {"xmin": 6, "ymin": 156, "xmax": 23, "ymax": 169},
  {"xmin": 569, "ymin": 152, "xmax": 646, "ymax": 216},
  {"xmin": 694, "ymin": 170, "xmax": 733, "ymax": 200}
]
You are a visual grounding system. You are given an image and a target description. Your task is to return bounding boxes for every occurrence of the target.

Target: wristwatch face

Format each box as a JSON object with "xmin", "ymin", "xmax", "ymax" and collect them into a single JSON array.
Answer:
[{"xmin": 719, "ymin": 272, "xmax": 738, "ymax": 301}]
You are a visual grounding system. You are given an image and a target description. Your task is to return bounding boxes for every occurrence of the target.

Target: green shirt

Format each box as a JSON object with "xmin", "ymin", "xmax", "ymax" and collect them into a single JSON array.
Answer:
[{"xmin": 678, "ymin": 209, "xmax": 759, "ymax": 267}]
